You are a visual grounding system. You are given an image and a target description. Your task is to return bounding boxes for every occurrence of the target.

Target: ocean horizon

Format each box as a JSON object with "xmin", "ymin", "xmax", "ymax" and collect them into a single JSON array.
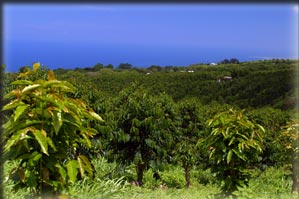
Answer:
[{"xmin": 3, "ymin": 40, "xmax": 298, "ymax": 72}]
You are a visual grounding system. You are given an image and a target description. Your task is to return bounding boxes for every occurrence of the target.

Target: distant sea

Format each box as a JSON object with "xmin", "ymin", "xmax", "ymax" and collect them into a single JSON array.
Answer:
[{"xmin": 3, "ymin": 40, "xmax": 297, "ymax": 72}]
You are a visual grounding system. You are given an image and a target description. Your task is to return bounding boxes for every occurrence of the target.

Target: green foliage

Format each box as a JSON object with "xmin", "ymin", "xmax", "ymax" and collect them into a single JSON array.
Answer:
[
  {"xmin": 282, "ymin": 119, "xmax": 299, "ymax": 163},
  {"xmin": 4, "ymin": 158, "xmax": 298, "ymax": 199},
  {"xmin": 281, "ymin": 119, "xmax": 299, "ymax": 193},
  {"xmin": 200, "ymin": 108, "xmax": 265, "ymax": 196},
  {"xmin": 2, "ymin": 63, "xmax": 103, "ymax": 197},
  {"xmin": 247, "ymin": 107, "xmax": 290, "ymax": 167},
  {"xmin": 67, "ymin": 176, "xmax": 127, "ymax": 199},
  {"xmin": 159, "ymin": 166, "xmax": 186, "ymax": 189},
  {"xmin": 0, "ymin": 64, "xmax": 6, "ymax": 199},
  {"xmin": 233, "ymin": 166, "xmax": 297, "ymax": 199},
  {"xmin": 175, "ymin": 98, "xmax": 204, "ymax": 188},
  {"xmin": 108, "ymin": 83, "xmax": 177, "ymax": 185},
  {"xmin": 192, "ymin": 167, "xmax": 219, "ymax": 185},
  {"xmin": 57, "ymin": 60, "xmax": 296, "ymax": 109},
  {"xmin": 3, "ymin": 60, "xmax": 296, "ymax": 198}
]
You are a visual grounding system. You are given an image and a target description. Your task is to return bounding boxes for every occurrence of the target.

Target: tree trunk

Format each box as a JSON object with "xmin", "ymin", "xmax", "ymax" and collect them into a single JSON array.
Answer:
[
  {"xmin": 136, "ymin": 161, "xmax": 146, "ymax": 186},
  {"xmin": 292, "ymin": 151, "xmax": 299, "ymax": 193},
  {"xmin": 183, "ymin": 162, "xmax": 191, "ymax": 188}
]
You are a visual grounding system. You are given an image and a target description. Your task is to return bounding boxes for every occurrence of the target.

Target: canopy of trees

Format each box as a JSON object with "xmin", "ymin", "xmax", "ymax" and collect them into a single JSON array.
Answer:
[{"xmin": 2, "ymin": 59, "xmax": 298, "ymax": 198}]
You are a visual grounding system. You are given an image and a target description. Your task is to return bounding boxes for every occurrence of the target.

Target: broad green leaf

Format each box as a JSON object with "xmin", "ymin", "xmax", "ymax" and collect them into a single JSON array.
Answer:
[
  {"xmin": 53, "ymin": 112, "xmax": 63, "ymax": 134},
  {"xmin": 3, "ymin": 91, "xmax": 20, "ymax": 100},
  {"xmin": 4, "ymin": 127, "xmax": 32, "ymax": 150},
  {"xmin": 56, "ymin": 163, "xmax": 67, "ymax": 178},
  {"xmin": 43, "ymin": 80, "xmax": 62, "ymax": 87},
  {"xmin": 50, "ymin": 80, "xmax": 76, "ymax": 92},
  {"xmin": 18, "ymin": 151, "xmax": 42, "ymax": 162},
  {"xmin": 32, "ymin": 129, "xmax": 49, "ymax": 155},
  {"xmin": 2, "ymin": 99, "xmax": 22, "ymax": 111},
  {"xmin": 4, "ymin": 138, "xmax": 17, "ymax": 151},
  {"xmin": 14, "ymin": 104, "xmax": 29, "ymax": 121},
  {"xmin": 22, "ymin": 84, "xmax": 41, "ymax": 93},
  {"xmin": 66, "ymin": 160, "xmax": 79, "ymax": 183},
  {"xmin": 55, "ymin": 163, "xmax": 67, "ymax": 184},
  {"xmin": 11, "ymin": 80, "xmax": 33, "ymax": 85}
]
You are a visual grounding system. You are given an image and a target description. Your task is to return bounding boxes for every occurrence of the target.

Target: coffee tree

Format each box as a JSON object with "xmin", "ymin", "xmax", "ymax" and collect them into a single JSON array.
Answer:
[
  {"xmin": 199, "ymin": 108, "xmax": 265, "ymax": 196},
  {"xmin": 175, "ymin": 98, "xmax": 204, "ymax": 188},
  {"xmin": 2, "ymin": 63, "xmax": 103, "ymax": 198},
  {"xmin": 108, "ymin": 83, "xmax": 176, "ymax": 186}
]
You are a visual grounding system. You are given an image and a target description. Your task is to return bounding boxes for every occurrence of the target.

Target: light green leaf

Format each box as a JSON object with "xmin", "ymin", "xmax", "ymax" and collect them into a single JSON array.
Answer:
[
  {"xmin": 77, "ymin": 155, "xmax": 93, "ymax": 177},
  {"xmin": 31, "ymin": 152, "xmax": 42, "ymax": 162},
  {"xmin": 43, "ymin": 80, "xmax": 62, "ymax": 87},
  {"xmin": 11, "ymin": 80, "xmax": 34, "ymax": 85},
  {"xmin": 77, "ymin": 156, "xmax": 85, "ymax": 177},
  {"xmin": 32, "ymin": 129, "xmax": 49, "ymax": 155},
  {"xmin": 53, "ymin": 112, "xmax": 63, "ymax": 134},
  {"xmin": 66, "ymin": 160, "xmax": 79, "ymax": 183},
  {"xmin": 14, "ymin": 104, "xmax": 29, "ymax": 121},
  {"xmin": 89, "ymin": 111, "xmax": 104, "ymax": 122},
  {"xmin": 22, "ymin": 84, "xmax": 41, "ymax": 93},
  {"xmin": 4, "ymin": 127, "xmax": 32, "ymax": 151},
  {"xmin": 2, "ymin": 99, "xmax": 22, "ymax": 111},
  {"xmin": 55, "ymin": 163, "xmax": 67, "ymax": 182},
  {"xmin": 4, "ymin": 136, "xmax": 20, "ymax": 151}
]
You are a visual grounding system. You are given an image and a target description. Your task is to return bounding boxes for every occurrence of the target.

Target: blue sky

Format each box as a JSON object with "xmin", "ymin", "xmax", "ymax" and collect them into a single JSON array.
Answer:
[{"xmin": 3, "ymin": 3, "xmax": 299, "ymax": 72}]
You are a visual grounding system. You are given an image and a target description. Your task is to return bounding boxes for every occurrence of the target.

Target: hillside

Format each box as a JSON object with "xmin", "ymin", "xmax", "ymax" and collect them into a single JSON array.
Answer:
[{"xmin": 54, "ymin": 59, "xmax": 298, "ymax": 110}]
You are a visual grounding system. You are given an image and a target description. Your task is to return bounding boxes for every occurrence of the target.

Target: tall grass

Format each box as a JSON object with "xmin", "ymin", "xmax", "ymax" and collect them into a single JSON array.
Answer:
[
  {"xmin": 3, "ymin": 158, "xmax": 297, "ymax": 199},
  {"xmin": 66, "ymin": 176, "xmax": 128, "ymax": 199}
]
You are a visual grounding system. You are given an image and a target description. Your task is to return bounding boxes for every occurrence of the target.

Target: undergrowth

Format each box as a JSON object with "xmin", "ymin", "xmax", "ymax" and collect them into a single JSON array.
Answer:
[{"xmin": 3, "ymin": 157, "xmax": 297, "ymax": 199}]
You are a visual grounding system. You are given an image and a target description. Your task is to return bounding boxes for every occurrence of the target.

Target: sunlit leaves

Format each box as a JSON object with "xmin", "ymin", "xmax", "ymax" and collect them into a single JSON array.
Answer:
[
  {"xmin": 21, "ymin": 84, "xmax": 41, "ymax": 94},
  {"xmin": 53, "ymin": 112, "xmax": 63, "ymax": 134},
  {"xmin": 32, "ymin": 129, "xmax": 50, "ymax": 155},
  {"xmin": 89, "ymin": 111, "xmax": 104, "ymax": 122},
  {"xmin": 203, "ymin": 108, "xmax": 265, "ymax": 196},
  {"xmin": 13, "ymin": 103, "xmax": 29, "ymax": 121},
  {"xmin": 66, "ymin": 160, "xmax": 79, "ymax": 184},
  {"xmin": 2, "ymin": 63, "xmax": 102, "ymax": 196},
  {"xmin": 77, "ymin": 155, "xmax": 93, "ymax": 177}
]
